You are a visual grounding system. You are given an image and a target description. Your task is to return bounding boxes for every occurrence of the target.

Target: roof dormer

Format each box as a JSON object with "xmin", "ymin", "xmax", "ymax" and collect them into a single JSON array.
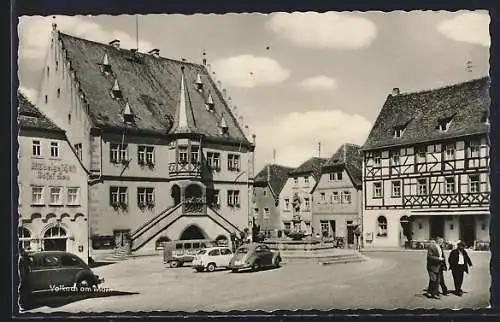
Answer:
[
  {"xmin": 437, "ymin": 116, "xmax": 453, "ymax": 132},
  {"xmin": 195, "ymin": 73, "xmax": 203, "ymax": 91},
  {"xmin": 111, "ymin": 79, "xmax": 123, "ymax": 99},
  {"xmin": 122, "ymin": 100, "xmax": 135, "ymax": 124},
  {"xmin": 393, "ymin": 125, "xmax": 406, "ymax": 138},
  {"xmin": 101, "ymin": 53, "xmax": 112, "ymax": 75},
  {"xmin": 206, "ymin": 91, "xmax": 215, "ymax": 111},
  {"xmin": 218, "ymin": 113, "xmax": 228, "ymax": 135}
]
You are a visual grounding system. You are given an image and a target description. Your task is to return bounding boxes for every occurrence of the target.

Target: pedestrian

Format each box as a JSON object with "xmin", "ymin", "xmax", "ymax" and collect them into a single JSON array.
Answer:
[
  {"xmin": 19, "ymin": 246, "xmax": 33, "ymax": 310},
  {"xmin": 448, "ymin": 240, "xmax": 473, "ymax": 296},
  {"xmin": 426, "ymin": 236, "xmax": 448, "ymax": 299}
]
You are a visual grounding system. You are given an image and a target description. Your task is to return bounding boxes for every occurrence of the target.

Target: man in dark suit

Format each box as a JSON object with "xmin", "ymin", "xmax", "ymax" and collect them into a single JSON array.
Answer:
[
  {"xmin": 426, "ymin": 236, "xmax": 448, "ymax": 299},
  {"xmin": 448, "ymin": 240, "xmax": 473, "ymax": 296}
]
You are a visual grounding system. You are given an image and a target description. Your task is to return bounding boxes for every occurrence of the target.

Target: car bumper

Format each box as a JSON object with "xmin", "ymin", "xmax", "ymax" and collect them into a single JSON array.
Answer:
[
  {"xmin": 229, "ymin": 262, "xmax": 252, "ymax": 270},
  {"xmin": 192, "ymin": 260, "xmax": 204, "ymax": 268}
]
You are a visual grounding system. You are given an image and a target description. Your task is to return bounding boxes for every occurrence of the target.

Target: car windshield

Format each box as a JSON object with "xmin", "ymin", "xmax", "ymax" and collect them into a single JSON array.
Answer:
[
  {"xmin": 197, "ymin": 250, "xmax": 207, "ymax": 255},
  {"xmin": 237, "ymin": 247, "xmax": 249, "ymax": 254}
]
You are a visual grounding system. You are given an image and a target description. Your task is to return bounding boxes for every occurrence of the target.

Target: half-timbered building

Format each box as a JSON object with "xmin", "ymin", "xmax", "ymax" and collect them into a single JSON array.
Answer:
[
  {"xmin": 33, "ymin": 24, "xmax": 255, "ymax": 257},
  {"xmin": 362, "ymin": 77, "xmax": 490, "ymax": 248}
]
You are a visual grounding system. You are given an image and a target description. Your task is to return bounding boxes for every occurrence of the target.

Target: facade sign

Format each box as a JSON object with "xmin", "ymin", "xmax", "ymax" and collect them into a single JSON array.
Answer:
[{"xmin": 31, "ymin": 160, "xmax": 77, "ymax": 181}]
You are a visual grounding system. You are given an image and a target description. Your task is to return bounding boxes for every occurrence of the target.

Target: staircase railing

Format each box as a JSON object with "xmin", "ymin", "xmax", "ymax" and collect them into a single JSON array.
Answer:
[
  {"xmin": 131, "ymin": 203, "xmax": 183, "ymax": 251},
  {"xmin": 131, "ymin": 204, "xmax": 179, "ymax": 239}
]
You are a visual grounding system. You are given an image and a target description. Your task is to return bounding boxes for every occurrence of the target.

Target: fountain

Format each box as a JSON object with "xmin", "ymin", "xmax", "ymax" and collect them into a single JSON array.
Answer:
[{"xmin": 261, "ymin": 193, "xmax": 366, "ymax": 265}]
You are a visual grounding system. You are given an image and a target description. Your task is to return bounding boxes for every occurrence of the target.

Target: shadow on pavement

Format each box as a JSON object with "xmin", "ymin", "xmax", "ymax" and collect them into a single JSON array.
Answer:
[
  {"xmin": 22, "ymin": 290, "xmax": 139, "ymax": 311},
  {"xmin": 89, "ymin": 261, "xmax": 116, "ymax": 268},
  {"xmin": 229, "ymin": 266, "xmax": 283, "ymax": 274}
]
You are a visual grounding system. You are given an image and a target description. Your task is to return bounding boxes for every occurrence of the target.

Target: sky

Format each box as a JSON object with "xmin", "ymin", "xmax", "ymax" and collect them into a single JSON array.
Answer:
[{"xmin": 17, "ymin": 11, "xmax": 490, "ymax": 173}]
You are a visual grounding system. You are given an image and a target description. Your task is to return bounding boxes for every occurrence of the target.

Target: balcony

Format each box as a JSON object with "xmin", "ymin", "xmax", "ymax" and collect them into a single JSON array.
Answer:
[
  {"xmin": 403, "ymin": 192, "xmax": 490, "ymax": 208},
  {"xmin": 168, "ymin": 162, "xmax": 202, "ymax": 178},
  {"xmin": 183, "ymin": 197, "xmax": 207, "ymax": 215}
]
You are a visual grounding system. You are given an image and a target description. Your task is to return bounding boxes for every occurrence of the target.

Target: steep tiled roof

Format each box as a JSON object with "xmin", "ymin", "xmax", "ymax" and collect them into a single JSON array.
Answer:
[
  {"xmin": 254, "ymin": 164, "xmax": 295, "ymax": 196},
  {"xmin": 58, "ymin": 32, "xmax": 251, "ymax": 147},
  {"xmin": 18, "ymin": 92, "xmax": 64, "ymax": 133},
  {"xmin": 290, "ymin": 157, "xmax": 328, "ymax": 182},
  {"xmin": 323, "ymin": 143, "xmax": 363, "ymax": 188},
  {"xmin": 362, "ymin": 77, "xmax": 490, "ymax": 150}
]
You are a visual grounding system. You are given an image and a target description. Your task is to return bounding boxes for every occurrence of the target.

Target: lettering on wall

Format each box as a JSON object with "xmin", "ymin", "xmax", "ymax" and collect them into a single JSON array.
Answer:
[{"xmin": 31, "ymin": 161, "xmax": 77, "ymax": 181}]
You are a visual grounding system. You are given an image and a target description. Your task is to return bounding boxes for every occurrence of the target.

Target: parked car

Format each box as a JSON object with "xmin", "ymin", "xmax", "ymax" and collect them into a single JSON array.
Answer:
[
  {"xmin": 228, "ymin": 243, "xmax": 281, "ymax": 273},
  {"xmin": 27, "ymin": 251, "xmax": 104, "ymax": 294},
  {"xmin": 163, "ymin": 239, "xmax": 217, "ymax": 268},
  {"xmin": 192, "ymin": 247, "xmax": 233, "ymax": 272}
]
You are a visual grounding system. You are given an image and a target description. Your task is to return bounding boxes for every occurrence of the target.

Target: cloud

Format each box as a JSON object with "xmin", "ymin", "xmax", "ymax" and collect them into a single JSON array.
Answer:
[
  {"xmin": 18, "ymin": 15, "xmax": 154, "ymax": 61},
  {"xmin": 211, "ymin": 55, "xmax": 290, "ymax": 89},
  {"xmin": 298, "ymin": 75, "xmax": 338, "ymax": 91},
  {"xmin": 18, "ymin": 86, "xmax": 39, "ymax": 103},
  {"xmin": 253, "ymin": 110, "xmax": 372, "ymax": 168},
  {"xmin": 267, "ymin": 12, "xmax": 377, "ymax": 50},
  {"xmin": 437, "ymin": 12, "xmax": 490, "ymax": 47}
]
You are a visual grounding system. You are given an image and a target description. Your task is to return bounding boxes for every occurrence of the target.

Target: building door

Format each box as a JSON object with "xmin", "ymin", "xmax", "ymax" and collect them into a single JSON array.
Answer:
[
  {"xmin": 347, "ymin": 221, "xmax": 355, "ymax": 245},
  {"xmin": 329, "ymin": 220, "xmax": 336, "ymax": 238},
  {"xmin": 459, "ymin": 215, "xmax": 476, "ymax": 248},
  {"xmin": 429, "ymin": 216, "xmax": 445, "ymax": 239}
]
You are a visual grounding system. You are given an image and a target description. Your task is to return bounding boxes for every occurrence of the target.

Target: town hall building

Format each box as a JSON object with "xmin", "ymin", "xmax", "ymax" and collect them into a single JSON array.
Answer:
[
  {"xmin": 32, "ymin": 24, "xmax": 255, "ymax": 256},
  {"xmin": 362, "ymin": 77, "xmax": 490, "ymax": 249}
]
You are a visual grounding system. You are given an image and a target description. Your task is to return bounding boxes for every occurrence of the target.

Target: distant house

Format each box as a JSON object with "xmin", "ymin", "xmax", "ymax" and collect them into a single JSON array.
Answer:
[
  {"xmin": 312, "ymin": 143, "xmax": 362, "ymax": 246},
  {"xmin": 280, "ymin": 157, "xmax": 328, "ymax": 234},
  {"xmin": 362, "ymin": 78, "xmax": 490, "ymax": 248},
  {"xmin": 252, "ymin": 164, "xmax": 295, "ymax": 238},
  {"xmin": 18, "ymin": 92, "xmax": 90, "ymax": 262}
]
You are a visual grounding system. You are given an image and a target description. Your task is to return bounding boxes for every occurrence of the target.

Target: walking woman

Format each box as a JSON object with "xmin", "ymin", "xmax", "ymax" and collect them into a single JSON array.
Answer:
[{"xmin": 448, "ymin": 241, "xmax": 473, "ymax": 296}]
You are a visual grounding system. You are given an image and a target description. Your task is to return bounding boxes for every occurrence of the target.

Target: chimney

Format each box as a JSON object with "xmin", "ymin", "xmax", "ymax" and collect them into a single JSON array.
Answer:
[
  {"xmin": 148, "ymin": 48, "xmax": 160, "ymax": 58},
  {"xmin": 252, "ymin": 134, "xmax": 256, "ymax": 145},
  {"xmin": 273, "ymin": 149, "xmax": 277, "ymax": 165},
  {"xmin": 318, "ymin": 142, "xmax": 321, "ymax": 158},
  {"xmin": 52, "ymin": 23, "xmax": 58, "ymax": 31},
  {"xmin": 109, "ymin": 39, "xmax": 121, "ymax": 48},
  {"xmin": 202, "ymin": 51, "xmax": 207, "ymax": 66},
  {"xmin": 392, "ymin": 87, "xmax": 400, "ymax": 96}
]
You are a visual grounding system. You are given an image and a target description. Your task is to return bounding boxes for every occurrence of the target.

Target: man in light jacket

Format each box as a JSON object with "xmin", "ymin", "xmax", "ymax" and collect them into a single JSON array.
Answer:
[{"xmin": 448, "ymin": 240, "xmax": 473, "ymax": 296}]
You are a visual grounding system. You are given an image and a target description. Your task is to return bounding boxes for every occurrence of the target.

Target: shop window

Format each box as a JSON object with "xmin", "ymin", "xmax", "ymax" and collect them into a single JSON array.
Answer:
[{"xmin": 377, "ymin": 216, "xmax": 388, "ymax": 237}]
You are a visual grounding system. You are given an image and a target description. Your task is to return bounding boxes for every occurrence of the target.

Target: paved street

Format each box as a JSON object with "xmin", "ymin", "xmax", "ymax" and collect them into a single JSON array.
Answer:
[{"xmin": 25, "ymin": 251, "xmax": 490, "ymax": 313}]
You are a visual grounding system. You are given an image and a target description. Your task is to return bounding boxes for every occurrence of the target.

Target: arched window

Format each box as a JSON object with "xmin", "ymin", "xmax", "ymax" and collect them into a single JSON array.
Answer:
[
  {"xmin": 377, "ymin": 216, "xmax": 388, "ymax": 237},
  {"xmin": 18, "ymin": 227, "xmax": 32, "ymax": 250},
  {"xmin": 44, "ymin": 226, "xmax": 67, "ymax": 238}
]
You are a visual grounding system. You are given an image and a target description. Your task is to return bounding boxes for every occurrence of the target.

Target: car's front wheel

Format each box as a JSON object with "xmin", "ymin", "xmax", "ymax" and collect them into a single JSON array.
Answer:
[
  {"xmin": 252, "ymin": 261, "xmax": 260, "ymax": 272},
  {"xmin": 169, "ymin": 261, "xmax": 180, "ymax": 268},
  {"xmin": 231, "ymin": 269, "xmax": 239, "ymax": 273},
  {"xmin": 76, "ymin": 278, "xmax": 93, "ymax": 292},
  {"xmin": 274, "ymin": 257, "xmax": 281, "ymax": 268},
  {"xmin": 194, "ymin": 267, "xmax": 204, "ymax": 272}
]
